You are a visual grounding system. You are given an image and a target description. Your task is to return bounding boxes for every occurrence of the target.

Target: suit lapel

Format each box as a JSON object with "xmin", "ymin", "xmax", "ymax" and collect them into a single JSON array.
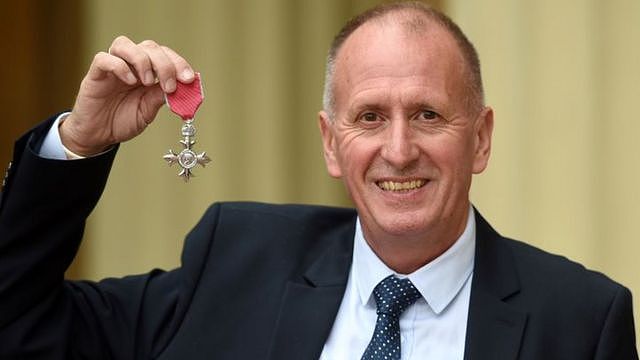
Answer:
[
  {"xmin": 266, "ymin": 210, "xmax": 528, "ymax": 359},
  {"xmin": 267, "ymin": 218, "xmax": 355, "ymax": 360},
  {"xmin": 464, "ymin": 211, "xmax": 527, "ymax": 360}
]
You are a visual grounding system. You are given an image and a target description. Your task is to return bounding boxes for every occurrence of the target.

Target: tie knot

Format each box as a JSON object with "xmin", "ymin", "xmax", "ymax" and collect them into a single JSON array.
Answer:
[{"xmin": 372, "ymin": 275, "xmax": 421, "ymax": 316}]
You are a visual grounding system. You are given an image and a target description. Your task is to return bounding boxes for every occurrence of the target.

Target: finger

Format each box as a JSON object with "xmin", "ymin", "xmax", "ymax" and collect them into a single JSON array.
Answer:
[
  {"xmin": 160, "ymin": 45, "xmax": 195, "ymax": 83},
  {"xmin": 138, "ymin": 39, "xmax": 177, "ymax": 93},
  {"xmin": 88, "ymin": 52, "xmax": 138, "ymax": 85},
  {"xmin": 139, "ymin": 86, "xmax": 166, "ymax": 125},
  {"xmin": 108, "ymin": 35, "xmax": 155, "ymax": 86}
]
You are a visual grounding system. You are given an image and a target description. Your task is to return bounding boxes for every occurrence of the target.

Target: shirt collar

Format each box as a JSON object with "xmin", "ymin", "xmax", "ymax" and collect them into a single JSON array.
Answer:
[{"xmin": 353, "ymin": 206, "xmax": 476, "ymax": 314}]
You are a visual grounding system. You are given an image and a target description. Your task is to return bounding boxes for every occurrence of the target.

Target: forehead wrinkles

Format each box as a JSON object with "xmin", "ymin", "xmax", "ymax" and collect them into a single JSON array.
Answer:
[{"xmin": 348, "ymin": 79, "xmax": 450, "ymax": 113}]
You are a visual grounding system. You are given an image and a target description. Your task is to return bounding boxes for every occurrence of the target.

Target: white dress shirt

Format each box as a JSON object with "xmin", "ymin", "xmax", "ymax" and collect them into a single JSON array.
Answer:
[
  {"xmin": 40, "ymin": 113, "xmax": 112, "ymax": 160},
  {"xmin": 320, "ymin": 208, "xmax": 475, "ymax": 359},
  {"xmin": 39, "ymin": 113, "xmax": 70, "ymax": 160}
]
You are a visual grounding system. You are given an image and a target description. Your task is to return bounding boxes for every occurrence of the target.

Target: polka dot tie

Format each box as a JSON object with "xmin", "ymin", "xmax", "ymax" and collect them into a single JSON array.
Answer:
[{"xmin": 361, "ymin": 275, "xmax": 421, "ymax": 360}]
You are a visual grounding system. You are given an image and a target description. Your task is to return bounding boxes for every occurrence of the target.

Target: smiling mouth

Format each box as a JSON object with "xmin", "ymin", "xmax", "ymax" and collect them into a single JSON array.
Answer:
[{"xmin": 376, "ymin": 179, "xmax": 426, "ymax": 192}]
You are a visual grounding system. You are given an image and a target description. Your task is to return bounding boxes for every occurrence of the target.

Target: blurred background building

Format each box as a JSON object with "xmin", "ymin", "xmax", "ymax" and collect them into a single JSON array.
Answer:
[{"xmin": 1, "ymin": 0, "xmax": 638, "ymax": 343}]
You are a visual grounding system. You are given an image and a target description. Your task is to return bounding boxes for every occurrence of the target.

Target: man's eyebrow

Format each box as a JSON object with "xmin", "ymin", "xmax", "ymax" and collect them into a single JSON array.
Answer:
[
  {"xmin": 405, "ymin": 100, "xmax": 439, "ymax": 110},
  {"xmin": 346, "ymin": 93, "xmax": 389, "ymax": 112},
  {"xmin": 345, "ymin": 87, "xmax": 450, "ymax": 110},
  {"xmin": 408, "ymin": 90, "xmax": 453, "ymax": 109},
  {"xmin": 349, "ymin": 101, "xmax": 386, "ymax": 112}
]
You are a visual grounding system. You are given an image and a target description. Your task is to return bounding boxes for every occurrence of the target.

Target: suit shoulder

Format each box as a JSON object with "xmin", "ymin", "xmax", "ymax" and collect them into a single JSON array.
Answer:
[
  {"xmin": 206, "ymin": 201, "xmax": 356, "ymax": 226},
  {"xmin": 495, "ymin": 237, "xmax": 637, "ymax": 356},
  {"xmin": 503, "ymin": 237, "xmax": 626, "ymax": 296},
  {"xmin": 184, "ymin": 202, "xmax": 356, "ymax": 284}
]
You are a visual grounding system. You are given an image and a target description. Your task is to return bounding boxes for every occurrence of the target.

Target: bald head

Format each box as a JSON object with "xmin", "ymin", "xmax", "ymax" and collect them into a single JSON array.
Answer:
[{"xmin": 322, "ymin": 2, "xmax": 484, "ymax": 118}]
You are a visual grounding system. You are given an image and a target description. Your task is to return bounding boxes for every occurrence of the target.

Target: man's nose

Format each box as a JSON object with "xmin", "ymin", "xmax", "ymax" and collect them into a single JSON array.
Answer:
[{"xmin": 380, "ymin": 120, "xmax": 419, "ymax": 169}]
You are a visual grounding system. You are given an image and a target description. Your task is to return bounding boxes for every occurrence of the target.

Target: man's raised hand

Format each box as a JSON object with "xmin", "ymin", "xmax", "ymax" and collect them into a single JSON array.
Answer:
[{"xmin": 60, "ymin": 36, "xmax": 195, "ymax": 156}]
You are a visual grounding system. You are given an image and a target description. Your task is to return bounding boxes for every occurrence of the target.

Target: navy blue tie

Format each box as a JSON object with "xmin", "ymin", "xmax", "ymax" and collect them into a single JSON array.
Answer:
[{"xmin": 361, "ymin": 275, "xmax": 421, "ymax": 360}]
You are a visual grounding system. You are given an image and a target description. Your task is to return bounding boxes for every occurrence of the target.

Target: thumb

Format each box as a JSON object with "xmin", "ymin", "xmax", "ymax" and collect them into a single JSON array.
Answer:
[{"xmin": 139, "ymin": 86, "xmax": 166, "ymax": 125}]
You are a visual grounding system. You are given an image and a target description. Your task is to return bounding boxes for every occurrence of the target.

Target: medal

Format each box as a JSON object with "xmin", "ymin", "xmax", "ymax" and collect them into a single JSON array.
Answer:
[{"xmin": 163, "ymin": 72, "xmax": 210, "ymax": 181}]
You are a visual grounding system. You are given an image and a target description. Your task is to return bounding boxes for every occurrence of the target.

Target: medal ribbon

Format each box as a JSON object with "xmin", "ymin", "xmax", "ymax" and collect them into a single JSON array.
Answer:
[{"xmin": 166, "ymin": 72, "xmax": 204, "ymax": 120}]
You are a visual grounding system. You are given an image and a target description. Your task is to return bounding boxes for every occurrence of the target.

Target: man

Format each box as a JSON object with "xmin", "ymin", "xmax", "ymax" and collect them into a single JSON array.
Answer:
[{"xmin": 0, "ymin": 2, "xmax": 637, "ymax": 359}]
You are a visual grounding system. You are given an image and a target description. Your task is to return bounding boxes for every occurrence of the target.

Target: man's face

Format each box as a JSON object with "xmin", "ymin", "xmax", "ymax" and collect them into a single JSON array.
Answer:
[{"xmin": 319, "ymin": 20, "xmax": 493, "ymax": 247}]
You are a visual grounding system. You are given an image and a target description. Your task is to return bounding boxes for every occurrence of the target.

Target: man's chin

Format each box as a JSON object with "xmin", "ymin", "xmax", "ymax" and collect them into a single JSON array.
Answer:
[{"xmin": 367, "ymin": 211, "xmax": 435, "ymax": 239}]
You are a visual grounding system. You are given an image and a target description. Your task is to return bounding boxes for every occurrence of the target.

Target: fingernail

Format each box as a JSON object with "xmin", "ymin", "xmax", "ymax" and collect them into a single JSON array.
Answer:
[
  {"xmin": 165, "ymin": 77, "xmax": 176, "ymax": 92},
  {"xmin": 144, "ymin": 70, "xmax": 155, "ymax": 85},
  {"xmin": 181, "ymin": 69, "xmax": 194, "ymax": 81},
  {"xmin": 126, "ymin": 72, "xmax": 137, "ymax": 84}
]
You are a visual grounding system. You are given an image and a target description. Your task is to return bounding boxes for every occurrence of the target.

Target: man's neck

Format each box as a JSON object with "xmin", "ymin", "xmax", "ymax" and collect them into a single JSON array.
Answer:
[{"xmin": 361, "ymin": 208, "xmax": 471, "ymax": 274}]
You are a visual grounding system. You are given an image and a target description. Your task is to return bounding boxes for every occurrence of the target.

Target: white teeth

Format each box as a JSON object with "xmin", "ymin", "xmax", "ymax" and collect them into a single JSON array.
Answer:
[{"xmin": 377, "ymin": 179, "xmax": 425, "ymax": 192}]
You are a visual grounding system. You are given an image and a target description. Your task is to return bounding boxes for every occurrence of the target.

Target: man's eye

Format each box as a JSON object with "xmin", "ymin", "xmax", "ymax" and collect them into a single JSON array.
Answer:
[
  {"xmin": 419, "ymin": 110, "xmax": 438, "ymax": 120},
  {"xmin": 361, "ymin": 113, "xmax": 379, "ymax": 122}
]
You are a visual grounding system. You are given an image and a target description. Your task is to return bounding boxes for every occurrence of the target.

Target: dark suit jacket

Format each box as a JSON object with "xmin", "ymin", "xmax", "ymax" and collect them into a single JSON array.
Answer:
[{"xmin": 0, "ymin": 117, "xmax": 637, "ymax": 359}]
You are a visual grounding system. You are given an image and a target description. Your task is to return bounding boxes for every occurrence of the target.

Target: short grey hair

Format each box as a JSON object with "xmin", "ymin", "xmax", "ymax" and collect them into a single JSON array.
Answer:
[{"xmin": 322, "ymin": 1, "xmax": 484, "ymax": 119}]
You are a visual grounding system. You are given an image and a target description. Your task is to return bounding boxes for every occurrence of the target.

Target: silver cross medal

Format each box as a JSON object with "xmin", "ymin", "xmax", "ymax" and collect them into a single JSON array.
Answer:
[{"xmin": 163, "ymin": 72, "xmax": 211, "ymax": 181}]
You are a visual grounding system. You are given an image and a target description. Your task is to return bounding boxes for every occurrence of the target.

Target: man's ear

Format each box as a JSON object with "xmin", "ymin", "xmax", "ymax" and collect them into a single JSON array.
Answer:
[
  {"xmin": 318, "ymin": 111, "xmax": 342, "ymax": 178},
  {"xmin": 472, "ymin": 107, "xmax": 494, "ymax": 174}
]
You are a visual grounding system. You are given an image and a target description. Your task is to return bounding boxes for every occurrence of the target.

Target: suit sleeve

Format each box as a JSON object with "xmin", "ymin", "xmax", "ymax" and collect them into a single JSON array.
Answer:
[
  {"xmin": 594, "ymin": 285, "xmax": 639, "ymax": 359},
  {"xmin": 0, "ymin": 116, "xmax": 217, "ymax": 359}
]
